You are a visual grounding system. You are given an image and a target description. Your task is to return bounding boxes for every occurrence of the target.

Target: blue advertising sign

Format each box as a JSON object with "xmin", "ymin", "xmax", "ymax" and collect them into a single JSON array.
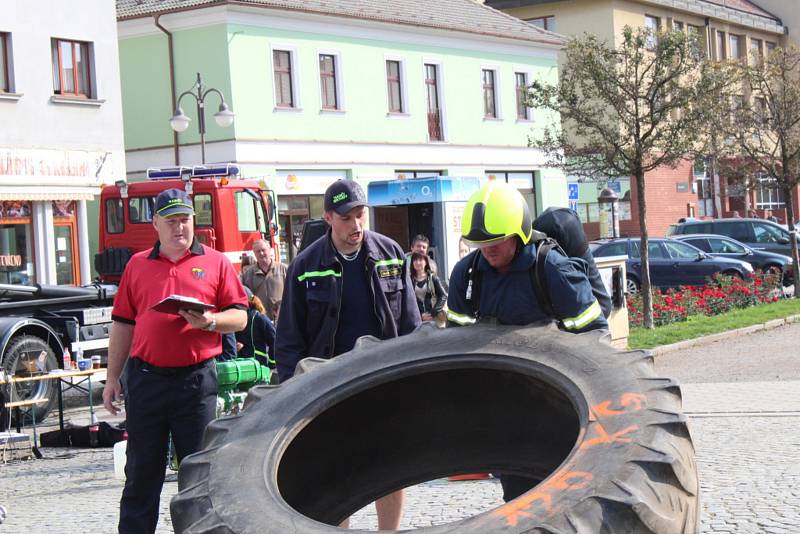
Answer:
[
  {"xmin": 367, "ymin": 177, "xmax": 481, "ymax": 206},
  {"xmin": 567, "ymin": 182, "xmax": 579, "ymax": 200}
]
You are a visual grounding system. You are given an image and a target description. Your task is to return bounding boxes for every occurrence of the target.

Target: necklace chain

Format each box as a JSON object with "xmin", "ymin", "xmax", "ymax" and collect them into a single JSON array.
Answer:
[{"xmin": 339, "ymin": 246, "xmax": 361, "ymax": 262}]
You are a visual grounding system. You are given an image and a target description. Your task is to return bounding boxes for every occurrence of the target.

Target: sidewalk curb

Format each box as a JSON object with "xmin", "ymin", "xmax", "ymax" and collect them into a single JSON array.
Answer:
[{"xmin": 649, "ymin": 313, "xmax": 800, "ymax": 356}]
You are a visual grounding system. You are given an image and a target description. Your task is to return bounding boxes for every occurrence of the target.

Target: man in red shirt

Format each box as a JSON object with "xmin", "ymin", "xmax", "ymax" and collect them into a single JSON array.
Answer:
[{"xmin": 102, "ymin": 188, "xmax": 247, "ymax": 534}]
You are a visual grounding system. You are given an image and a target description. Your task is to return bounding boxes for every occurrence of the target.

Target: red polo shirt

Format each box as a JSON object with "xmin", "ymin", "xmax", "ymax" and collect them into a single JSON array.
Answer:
[{"xmin": 112, "ymin": 240, "xmax": 248, "ymax": 367}]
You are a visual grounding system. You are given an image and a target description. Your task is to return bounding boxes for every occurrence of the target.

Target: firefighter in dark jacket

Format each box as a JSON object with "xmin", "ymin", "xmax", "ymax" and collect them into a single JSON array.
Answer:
[
  {"xmin": 275, "ymin": 179, "xmax": 421, "ymax": 531},
  {"xmin": 447, "ymin": 181, "xmax": 607, "ymax": 502}
]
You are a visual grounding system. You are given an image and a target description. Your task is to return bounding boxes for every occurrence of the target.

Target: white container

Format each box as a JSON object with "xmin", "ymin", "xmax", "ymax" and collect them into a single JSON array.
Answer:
[{"xmin": 113, "ymin": 438, "xmax": 127, "ymax": 480}]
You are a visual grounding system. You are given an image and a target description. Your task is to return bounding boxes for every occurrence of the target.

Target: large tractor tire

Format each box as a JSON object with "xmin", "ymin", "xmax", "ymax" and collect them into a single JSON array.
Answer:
[
  {"xmin": 171, "ymin": 322, "xmax": 698, "ymax": 533},
  {"xmin": 3, "ymin": 335, "xmax": 59, "ymax": 424}
]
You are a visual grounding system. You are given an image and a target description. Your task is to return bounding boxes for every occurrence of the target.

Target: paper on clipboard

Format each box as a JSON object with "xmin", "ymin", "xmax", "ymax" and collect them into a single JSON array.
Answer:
[{"xmin": 151, "ymin": 294, "xmax": 215, "ymax": 315}]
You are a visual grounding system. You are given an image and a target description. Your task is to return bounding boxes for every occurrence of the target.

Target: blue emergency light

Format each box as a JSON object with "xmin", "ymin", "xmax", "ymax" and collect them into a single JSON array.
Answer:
[
  {"xmin": 146, "ymin": 166, "xmax": 192, "ymax": 180},
  {"xmin": 192, "ymin": 163, "xmax": 240, "ymax": 178}
]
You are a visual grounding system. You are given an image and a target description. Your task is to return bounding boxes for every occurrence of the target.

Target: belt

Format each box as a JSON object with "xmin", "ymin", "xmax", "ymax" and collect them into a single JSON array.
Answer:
[{"xmin": 133, "ymin": 357, "xmax": 213, "ymax": 376}]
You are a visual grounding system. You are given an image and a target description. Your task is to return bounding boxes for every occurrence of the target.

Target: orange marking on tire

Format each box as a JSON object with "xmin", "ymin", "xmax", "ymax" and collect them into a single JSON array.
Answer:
[
  {"xmin": 492, "ymin": 471, "xmax": 593, "ymax": 526},
  {"xmin": 580, "ymin": 423, "xmax": 639, "ymax": 450}
]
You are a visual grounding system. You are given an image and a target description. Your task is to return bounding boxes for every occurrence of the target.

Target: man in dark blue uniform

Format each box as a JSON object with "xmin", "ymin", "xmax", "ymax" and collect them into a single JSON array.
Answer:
[
  {"xmin": 447, "ymin": 182, "xmax": 607, "ymax": 501},
  {"xmin": 276, "ymin": 180, "xmax": 420, "ymax": 530}
]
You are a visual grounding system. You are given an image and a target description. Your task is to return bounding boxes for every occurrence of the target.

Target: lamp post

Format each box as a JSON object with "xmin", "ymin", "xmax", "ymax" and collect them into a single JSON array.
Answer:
[
  {"xmin": 598, "ymin": 187, "xmax": 619, "ymax": 239},
  {"xmin": 169, "ymin": 72, "xmax": 235, "ymax": 164}
]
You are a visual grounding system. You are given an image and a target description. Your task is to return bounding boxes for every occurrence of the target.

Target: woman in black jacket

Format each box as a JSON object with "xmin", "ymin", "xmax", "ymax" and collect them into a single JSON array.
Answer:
[
  {"xmin": 236, "ymin": 287, "xmax": 276, "ymax": 370},
  {"xmin": 410, "ymin": 252, "xmax": 447, "ymax": 327}
]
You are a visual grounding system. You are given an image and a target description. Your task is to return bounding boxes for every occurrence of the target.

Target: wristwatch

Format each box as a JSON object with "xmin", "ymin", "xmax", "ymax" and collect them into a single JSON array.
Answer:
[{"xmin": 205, "ymin": 315, "xmax": 217, "ymax": 332}]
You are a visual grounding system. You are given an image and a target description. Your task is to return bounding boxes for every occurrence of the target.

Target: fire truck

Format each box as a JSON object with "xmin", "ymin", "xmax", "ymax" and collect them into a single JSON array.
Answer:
[{"xmin": 1, "ymin": 164, "xmax": 278, "ymax": 422}]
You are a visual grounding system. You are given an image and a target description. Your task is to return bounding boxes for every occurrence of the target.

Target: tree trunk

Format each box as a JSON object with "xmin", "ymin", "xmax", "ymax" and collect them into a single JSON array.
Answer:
[{"xmin": 635, "ymin": 169, "xmax": 654, "ymax": 328}]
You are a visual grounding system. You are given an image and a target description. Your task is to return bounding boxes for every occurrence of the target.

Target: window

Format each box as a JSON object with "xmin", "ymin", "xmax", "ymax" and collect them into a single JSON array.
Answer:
[
  {"xmin": 685, "ymin": 238, "xmax": 711, "ymax": 252},
  {"xmin": 645, "ymin": 15, "xmax": 660, "ymax": 49},
  {"xmin": 386, "ymin": 60, "xmax": 403, "ymax": 113},
  {"xmin": 754, "ymin": 97, "xmax": 768, "ymax": 126},
  {"xmin": 687, "ymin": 25, "xmax": 705, "ymax": 57},
  {"xmin": 51, "ymin": 38, "xmax": 92, "ymax": 97},
  {"xmin": 273, "ymin": 49, "xmax": 294, "ymax": 108},
  {"xmin": 718, "ymin": 221, "xmax": 751, "ymax": 242},
  {"xmin": 482, "ymin": 69, "xmax": 497, "ymax": 119},
  {"xmin": 128, "ymin": 197, "xmax": 155, "ymax": 223},
  {"xmin": 236, "ymin": 191, "xmax": 263, "ymax": 232},
  {"xmin": 673, "ymin": 21, "xmax": 684, "ymax": 32},
  {"xmin": 765, "ymin": 41, "xmax": 777, "ymax": 55},
  {"xmin": 105, "ymin": 198, "xmax": 124, "ymax": 234},
  {"xmin": 515, "ymin": 72, "xmax": 529, "ymax": 120},
  {"xmin": 684, "ymin": 222, "xmax": 712, "ymax": 234},
  {"xmin": 750, "ymin": 38, "xmax": 763, "ymax": 63},
  {"xmin": 526, "ymin": 16, "xmax": 555, "ymax": 31},
  {"xmin": 425, "ymin": 64, "xmax": 442, "ymax": 141},
  {"xmin": 729, "ymin": 34, "xmax": 743, "ymax": 60},
  {"xmin": 394, "ymin": 170, "xmax": 443, "ymax": 179},
  {"xmin": 0, "ymin": 32, "xmax": 10, "ymax": 93},
  {"xmin": 319, "ymin": 54, "xmax": 338, "ymax": 110},
  {"xmin": 664, "ymin": 241, "xmax": 701, "ymax": 259},
  {"xmin": 755, "ymin": 175, "xmax": 785, "ymax": 210},
  {"xmin": 595, "ymin": 241, "xmax": 628, "ymax": 257},
  {"xmin": 708, "ymin": 238, "xmax": 746, "ymax": 254},
  {"xmin": 0, "ymin": 210, "xmax": 34, "ymax": 286},
  {"xmin": 715, "ymin": 30, "xmax": 726, "ymax": 61},
  {"xmin": 194, "ymin": 194, "xmax": 213, "ymax": 227},
  {"xmin": 753, "ymin": 222, "xmax": 785, "ymax": 244}
]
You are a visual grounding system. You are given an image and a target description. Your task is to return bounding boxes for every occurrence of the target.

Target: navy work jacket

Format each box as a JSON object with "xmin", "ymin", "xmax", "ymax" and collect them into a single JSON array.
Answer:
[
  {"xmin": 447, "ymin": 244, "xmax": 607, "ymax": 332},
  {"xmin": 276, "ymin": 229, "xmax": 421, "ymax": 380}
]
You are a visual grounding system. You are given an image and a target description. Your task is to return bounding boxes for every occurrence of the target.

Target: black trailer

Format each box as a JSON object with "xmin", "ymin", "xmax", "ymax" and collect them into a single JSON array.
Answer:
[{"xmin": 0, "ymin": 283, "xmax": 115, "ymax": 422}]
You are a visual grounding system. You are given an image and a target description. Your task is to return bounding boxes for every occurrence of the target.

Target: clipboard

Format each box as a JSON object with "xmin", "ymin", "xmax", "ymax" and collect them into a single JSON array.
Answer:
[{"xmin": 151, "ymin": 294, "xmax": 215, "ymax": 315}]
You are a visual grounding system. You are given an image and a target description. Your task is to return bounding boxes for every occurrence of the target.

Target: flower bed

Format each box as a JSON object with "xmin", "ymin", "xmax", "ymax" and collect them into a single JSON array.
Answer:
[{"xmin": 627, "ymin": 271, "xmax": 783, "ymax": 327}]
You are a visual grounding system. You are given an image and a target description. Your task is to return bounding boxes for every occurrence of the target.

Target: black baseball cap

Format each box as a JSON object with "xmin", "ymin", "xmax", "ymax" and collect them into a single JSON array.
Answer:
[
  {"xmin": 155, "ymin": 188, "xmax": 195, "ymax": 218},
  {"xmin": 324, "ymin": 180, "xmax": 367, "ymax": 215}
]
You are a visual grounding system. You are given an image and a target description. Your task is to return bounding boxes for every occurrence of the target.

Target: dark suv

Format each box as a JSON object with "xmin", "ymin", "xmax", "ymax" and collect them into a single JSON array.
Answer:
[{"xmin": 667, "ymin": 218, "xmax": 799, "ymax": 256}]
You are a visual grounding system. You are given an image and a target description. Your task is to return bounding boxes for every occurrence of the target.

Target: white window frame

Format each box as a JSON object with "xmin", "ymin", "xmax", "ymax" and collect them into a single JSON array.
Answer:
[
  {"xmin": 480, "ymin": 64, "xmax": 503, "ymax": 121},
  {"xmin": 384, "ymin": 54, "xmax": 408, "ymax": 116},
  {"xmin": 316, "ymin": 48, "xmax": 344, "ymax": 113},
  {"xmin": 421, "ymin": 59, "xmax": 448, "ymax": 142},
  {"xmin": 269, "ymin": 43, "xmax": 301, "ymax": 111},
  {"xmin": 513, "ymin": 67, "xmax": 534, "ymax": 123}
]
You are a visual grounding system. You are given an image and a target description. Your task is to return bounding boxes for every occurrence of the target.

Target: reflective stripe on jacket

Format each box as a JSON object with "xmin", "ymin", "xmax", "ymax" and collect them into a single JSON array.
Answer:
[{"xmin": 275, "ymin": 230, "xmax": 421, "ymax": 381}]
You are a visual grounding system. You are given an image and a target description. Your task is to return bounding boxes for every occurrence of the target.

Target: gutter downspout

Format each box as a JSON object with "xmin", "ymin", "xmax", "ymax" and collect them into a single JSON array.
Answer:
[
  {"xmin": 155, "ymin": 15, "xmax": 180, "ymax": 165},
  {"xmin": 705, "ymin": 16, "xmax": 723, "ymax": 218}
]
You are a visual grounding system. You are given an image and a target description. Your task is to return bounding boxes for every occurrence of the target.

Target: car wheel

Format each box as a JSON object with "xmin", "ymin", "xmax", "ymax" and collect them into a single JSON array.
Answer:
[
  {"xmin": 171, "ymin": 323, "xmax": 698, "ymax": 533},
  {"xmin": 721, "ymin": 270, "xmax": 743, "ymax": 280},
  {"xmin": 626, "ymin": 276, "xmax": 640, "ymax": 295}
]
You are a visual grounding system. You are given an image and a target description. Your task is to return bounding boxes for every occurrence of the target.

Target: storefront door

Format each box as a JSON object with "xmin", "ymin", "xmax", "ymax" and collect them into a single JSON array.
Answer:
[{"xmin": 52, "ymin": 201, "xmax": 79, "ymax": 285}]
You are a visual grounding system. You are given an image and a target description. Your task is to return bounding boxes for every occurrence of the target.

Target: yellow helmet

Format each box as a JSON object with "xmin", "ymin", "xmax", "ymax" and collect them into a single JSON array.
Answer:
[{"xmin": 461, "ymin": 182, "xmax": 532, "ymax": 247}]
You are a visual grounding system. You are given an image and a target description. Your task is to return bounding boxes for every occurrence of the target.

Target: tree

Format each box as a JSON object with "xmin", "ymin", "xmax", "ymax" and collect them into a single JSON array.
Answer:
[
  {"xmin": 726, "ymin": 46, "xmax": 800, "ymax": 296},
  {"xmin": 527, "ymin": 27, "xmax": 736, "ymax": 328}
]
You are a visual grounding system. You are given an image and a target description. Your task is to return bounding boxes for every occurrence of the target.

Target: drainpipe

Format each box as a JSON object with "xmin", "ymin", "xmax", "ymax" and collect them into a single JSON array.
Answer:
[
  {"xmin": 705, "ymin": 17, "xmax": 723, "ymax": 217},
  {"xmin": 155, "ymin": 15, "xmax": 180, "ymax": 165}
]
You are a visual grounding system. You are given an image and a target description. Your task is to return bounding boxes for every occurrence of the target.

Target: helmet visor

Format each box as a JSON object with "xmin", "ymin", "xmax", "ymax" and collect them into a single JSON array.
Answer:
[{"xmin": 462, "ymin": 234, "xmax": 516, "ymax": 249}]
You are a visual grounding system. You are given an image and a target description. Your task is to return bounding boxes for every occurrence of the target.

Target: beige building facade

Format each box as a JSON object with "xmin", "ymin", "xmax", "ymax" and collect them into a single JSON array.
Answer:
[{"xmin": 487, "ymin": 0, "xmax": 799, "ymax": 235}]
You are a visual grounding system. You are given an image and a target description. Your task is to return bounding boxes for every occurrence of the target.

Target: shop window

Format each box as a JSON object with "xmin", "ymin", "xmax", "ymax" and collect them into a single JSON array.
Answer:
[
  {"xmin": 105, "ymin": 198, "xmax": 124, "ymax": 234},
  {"xmin": 128, "ymin": 197, "xmax": 155, "ymax": 223},
  {"xmin": 193, "ymin": 194, "xmax": 213, "ymax": 227},
  {"xmin": 0, "ymin": 201, "xmax": 34, "ymax": 285},
  {"xmin": 52, "ymin": 200, "xmax": 76, "ymax": 218},
  {"xmin": 51, "ymin": 38, "xmax": 93, "ymax": 98}
]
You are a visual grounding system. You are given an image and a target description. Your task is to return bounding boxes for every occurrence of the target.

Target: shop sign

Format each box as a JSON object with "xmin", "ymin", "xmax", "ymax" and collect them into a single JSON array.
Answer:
[
  {"xmin": 0, "ymin": 147, "xmax": 115, "ymax": 185},
  {"xmin": 275, "ymin": 170, "xmax": 346, "ymax": 195},
  {"xmin": 0, "ymin": 255, "xmax": 22, "ymax": 267}
]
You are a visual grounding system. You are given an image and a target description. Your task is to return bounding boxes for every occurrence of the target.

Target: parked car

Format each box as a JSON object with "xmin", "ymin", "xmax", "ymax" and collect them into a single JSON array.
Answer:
[
  {"xmin": 666, "ymin": 218, "xmax": 800, "ymax": 257},
  {"xmin": 590, "ymin": 237, "xmax": 754, "ymax": 294},
  {"xmin": 672, "ymin": 233, "xmax": 793, "ymax": 285}
]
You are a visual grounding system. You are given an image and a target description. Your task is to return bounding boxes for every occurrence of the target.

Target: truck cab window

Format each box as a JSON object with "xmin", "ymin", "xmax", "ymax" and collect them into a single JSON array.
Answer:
[
  {"xmin": 128, "ymin": 197, "xmax": 155, "ymax": 223},
  {"xmin": 235, "ymin": 190, "xmax": 264, "ymax": 233},
  {"xmin": 194, "ymin": 194, "xmax": 213, "ymax": 227},
  {"xmin": 105, "ymin": 198, "xmax": 124, "ymax": 234}
]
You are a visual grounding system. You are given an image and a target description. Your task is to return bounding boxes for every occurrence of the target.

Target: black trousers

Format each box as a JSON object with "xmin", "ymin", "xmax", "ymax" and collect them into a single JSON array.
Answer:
[{"xmin": 119, "ymin": 358, "xmax": 217, "ymax": 534}]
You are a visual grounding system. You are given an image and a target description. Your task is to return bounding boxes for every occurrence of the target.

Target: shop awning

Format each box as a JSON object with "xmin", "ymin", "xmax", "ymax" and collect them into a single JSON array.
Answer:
[{"xmin": 0, "ymin": 186, "xmax": 99, "ymax": 201}]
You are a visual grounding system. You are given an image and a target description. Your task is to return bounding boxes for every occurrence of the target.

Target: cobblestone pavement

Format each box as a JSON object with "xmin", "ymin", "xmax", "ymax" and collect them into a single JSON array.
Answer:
[{"xmin": 1, "ymin": 346, "xmax": 798, "ymax": 532}]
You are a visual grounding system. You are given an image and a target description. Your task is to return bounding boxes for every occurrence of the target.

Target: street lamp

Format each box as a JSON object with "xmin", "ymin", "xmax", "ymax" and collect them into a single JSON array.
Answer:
[{"xmin": 169, "ymin": 72, "xmax": 234, "ymax": 164}]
